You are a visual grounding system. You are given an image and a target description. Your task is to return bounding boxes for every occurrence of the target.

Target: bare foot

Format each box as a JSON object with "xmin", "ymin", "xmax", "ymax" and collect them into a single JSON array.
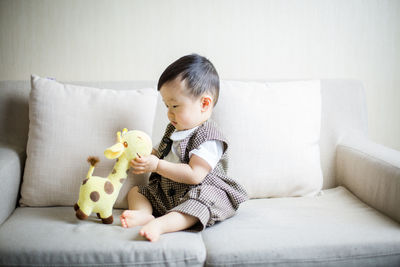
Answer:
[
  {"xmin": 139, "ymin": 220, "xmax": 163, "ymax": 242},
  {"xmin": 120, "ymin": 210, "xmax": 154, "ymax": 228}
]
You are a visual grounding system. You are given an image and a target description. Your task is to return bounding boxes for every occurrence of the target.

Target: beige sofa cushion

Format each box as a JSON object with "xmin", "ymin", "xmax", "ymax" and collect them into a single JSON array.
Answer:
[
  {"xmin": 20, "ymin": 75, "xmax": 158, "ymax": 208},
  {"xmin": 202, "ymin": 186, "xmax": 400, "ymax": 266},
  {"xmin": 212, "ymin": 80, "xmax": 323, "ymax": 198}
]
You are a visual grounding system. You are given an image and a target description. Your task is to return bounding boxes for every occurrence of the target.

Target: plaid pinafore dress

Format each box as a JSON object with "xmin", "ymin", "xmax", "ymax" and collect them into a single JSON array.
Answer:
[{"xmin": 138, "ymin": 120, "xmax": 248, "ymax": 230}]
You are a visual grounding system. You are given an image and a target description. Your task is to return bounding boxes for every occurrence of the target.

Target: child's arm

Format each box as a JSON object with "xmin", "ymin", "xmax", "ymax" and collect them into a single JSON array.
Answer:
[{"xmin": 130, "ymin": 155, "xmax": 211, "ymax": 185}]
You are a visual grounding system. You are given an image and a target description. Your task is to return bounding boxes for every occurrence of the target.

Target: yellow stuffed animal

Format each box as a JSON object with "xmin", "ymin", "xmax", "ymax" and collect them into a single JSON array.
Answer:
[{"xmin": 74, "ymin": 128, "xmax": 152, "ymax": 224}]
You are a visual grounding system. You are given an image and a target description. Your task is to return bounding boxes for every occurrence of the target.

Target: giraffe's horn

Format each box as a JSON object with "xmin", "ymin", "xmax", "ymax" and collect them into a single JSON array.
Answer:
[{"xmin": 117, "ymin": 131, "xmax": 122, "ymax": 143}]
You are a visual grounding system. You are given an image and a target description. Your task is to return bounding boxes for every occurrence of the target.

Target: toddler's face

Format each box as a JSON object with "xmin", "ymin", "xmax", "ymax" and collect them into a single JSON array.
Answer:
[{"xmin": 160, "ymin": 78, "xmax": 204, "ymax": 131}]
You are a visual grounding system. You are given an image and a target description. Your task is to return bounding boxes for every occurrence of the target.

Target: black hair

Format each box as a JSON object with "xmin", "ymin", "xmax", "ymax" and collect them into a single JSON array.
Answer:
[{"xmin": 157, "ymin": 54, "xmax": 220, "ymax": 106}]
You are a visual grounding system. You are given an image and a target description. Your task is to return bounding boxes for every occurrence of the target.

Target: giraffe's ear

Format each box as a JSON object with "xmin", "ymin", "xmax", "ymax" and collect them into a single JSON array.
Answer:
[{"xmin": 104, "ymin": 143, "xmax": 124, "ymax": 159}]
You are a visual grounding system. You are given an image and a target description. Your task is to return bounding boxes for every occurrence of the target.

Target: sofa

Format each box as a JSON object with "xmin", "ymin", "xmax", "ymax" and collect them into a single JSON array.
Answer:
[{"xmin": 0, "ymin": 76, "xmax": 399, "ymax": 267}]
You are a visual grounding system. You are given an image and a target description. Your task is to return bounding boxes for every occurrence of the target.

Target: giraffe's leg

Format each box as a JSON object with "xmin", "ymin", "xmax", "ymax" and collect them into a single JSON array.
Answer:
[
  {"xmin": 76, "ymin": 208, "xmax": 88, "ymax": 220},
  {"xmin": 102, "ymin": 216, "xmax": 114, "ymax": 224},
  {"xmin": 74, "ymin": 203, "xmax": 87, "ymax": 219},
  {"xmin": 76, "ymin": 204, "xmax": 92, "ymax": 220},
  {"xmin": 99, "ymin": 209, "xmax": 113, "ymax": 224}
]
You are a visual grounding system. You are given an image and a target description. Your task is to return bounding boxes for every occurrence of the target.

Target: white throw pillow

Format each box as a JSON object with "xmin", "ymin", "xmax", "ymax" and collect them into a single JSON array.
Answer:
[
  {"xmin": 212, "ymin": 80, "xmax": 323, "ymax": 198},
  {"xmin": 20, "ymin": 75, "xmax": 158, "ymax": 208}
]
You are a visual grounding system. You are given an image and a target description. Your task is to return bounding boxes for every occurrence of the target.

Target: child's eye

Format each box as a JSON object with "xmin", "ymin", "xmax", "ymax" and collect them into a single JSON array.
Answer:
[{"xmin": 164, "ymin": 103, "xmax": 178, "ymax": 109}]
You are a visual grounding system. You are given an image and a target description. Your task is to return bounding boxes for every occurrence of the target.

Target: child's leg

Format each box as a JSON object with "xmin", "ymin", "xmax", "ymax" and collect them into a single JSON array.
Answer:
[
  {"xmin": 140, "ymin": 211, "xmax": 198, "ymax": 242},
  {"xmin": 120, "ymin": 186, "xmax": 155, "ymax": 228}
]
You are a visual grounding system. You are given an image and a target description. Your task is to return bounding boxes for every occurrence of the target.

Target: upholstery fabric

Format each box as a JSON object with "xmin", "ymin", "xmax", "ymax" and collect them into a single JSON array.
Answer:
[
  {"xmin": 0, "ymin": 208, "xmax": 206, "ymax": 266},
  {"xmin": 337, "ymin": 134, "xmax": 400, "ymax": 224},
  {"xmin": 211, "ymin": 80, "xmax": 323, "ymax": 198},
  {"xmin": 318, "ymin": 79, "xmax": 368, "ymax": 189},
  {"xmin": 202, "ymin": 186, "xmax": 400, "ymax": 266},
  {"xmin": 20, "ymin": 75, "xmax": 158, "ymax": 208},
  {"xmin": 0, "ymin": 144, "xmax": 24, "ymax": 225}
]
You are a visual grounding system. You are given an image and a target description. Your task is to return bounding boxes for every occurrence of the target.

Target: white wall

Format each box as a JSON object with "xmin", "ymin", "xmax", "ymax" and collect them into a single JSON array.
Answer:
[{"xmin": 1, "ymin": 0, "xmax": 399, "ymax": 150}]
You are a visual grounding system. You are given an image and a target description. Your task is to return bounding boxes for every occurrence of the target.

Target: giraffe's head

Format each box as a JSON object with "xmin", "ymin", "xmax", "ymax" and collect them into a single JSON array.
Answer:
[{"xmin": 104, "ymin": 128, "xmax": 152, "ymax": 161}]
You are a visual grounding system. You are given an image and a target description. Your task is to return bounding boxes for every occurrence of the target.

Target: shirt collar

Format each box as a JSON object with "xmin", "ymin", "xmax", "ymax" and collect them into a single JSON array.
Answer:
[{"xmin": 170, "ymin": 126, "xmax": 199, "ymax": 141}]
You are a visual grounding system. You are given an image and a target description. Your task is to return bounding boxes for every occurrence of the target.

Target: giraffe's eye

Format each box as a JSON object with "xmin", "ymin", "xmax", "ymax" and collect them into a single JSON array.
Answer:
[{"xmin": 123, "ymin": 142, "xmax": 128, "ymax": 148}]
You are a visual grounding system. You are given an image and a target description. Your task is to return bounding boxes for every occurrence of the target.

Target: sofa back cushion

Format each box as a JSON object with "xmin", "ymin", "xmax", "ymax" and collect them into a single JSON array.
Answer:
[
  {"xmin": 213, "ymin": 80, "xmax": 323, "ymax": 198},
  {"xmin": 20, "ymin": 75, "xmax": 158, "ymax": 207}
]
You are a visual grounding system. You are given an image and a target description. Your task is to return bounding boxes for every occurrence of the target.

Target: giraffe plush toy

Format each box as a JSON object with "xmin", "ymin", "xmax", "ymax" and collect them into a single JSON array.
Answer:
[{"xmin": 74, "ymin": 128, "xmax": 152, "ymax": 224}]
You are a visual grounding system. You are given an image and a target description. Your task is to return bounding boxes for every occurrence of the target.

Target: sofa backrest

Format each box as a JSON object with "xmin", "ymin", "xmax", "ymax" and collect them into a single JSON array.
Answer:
[
  {"xmin": 0, "ymin": 79, "xmax": 367, "ymax": 189},
  {"xmin": 318, "ymin": 80, "xmax": 368, "ymax": 188}
]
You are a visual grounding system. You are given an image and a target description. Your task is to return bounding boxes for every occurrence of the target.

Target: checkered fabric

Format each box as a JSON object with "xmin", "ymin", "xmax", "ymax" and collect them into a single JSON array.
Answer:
[{"xmin": 138, "ymin": 120, "xmax": 248, "ymax": 231}]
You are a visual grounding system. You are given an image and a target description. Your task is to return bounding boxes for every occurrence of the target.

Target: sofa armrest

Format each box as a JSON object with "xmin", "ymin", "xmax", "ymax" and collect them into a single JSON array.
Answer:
[
  {"xmin": 0, "ymin": 144, "xmax": 25, "ymax": 225},
  {"xmin": 336, "ymin": 134, "xmax": 400, "ymax": 223}
]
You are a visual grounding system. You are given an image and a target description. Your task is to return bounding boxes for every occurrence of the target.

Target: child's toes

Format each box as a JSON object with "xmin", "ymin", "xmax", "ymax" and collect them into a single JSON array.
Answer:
[
  {"xmin": 142, "ymin": 230, "xmax": 151, "ymax": 241},
  {"xmin": 147, "ymin": 232, "xmax": 159, "ymax": 242},
  {"xmin": 139, "ymin": 227, "xmax": 159, "ymax": 242},
  {"xmin": 121, "ymin": 210, "xmax": 129, "ymax": 218},
  {"xmin": 120, "ymin": 217, "xmax": 127, "ymax": 228},
  {"xmin": 139, "ymin": 228, "xmax": 145, "ymax": 236}
]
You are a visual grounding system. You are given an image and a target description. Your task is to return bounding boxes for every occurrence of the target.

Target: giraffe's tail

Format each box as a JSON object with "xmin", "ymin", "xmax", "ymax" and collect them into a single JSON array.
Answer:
[{"xmin": 86, "ymin": 156, "xmax": 100, "ymax": 178}]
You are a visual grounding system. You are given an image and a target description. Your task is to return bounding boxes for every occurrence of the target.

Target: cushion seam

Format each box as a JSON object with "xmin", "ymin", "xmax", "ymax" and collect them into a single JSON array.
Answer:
[{"xmin": 0, "ymin": 256, "xmax": 203, "ymax": 267}]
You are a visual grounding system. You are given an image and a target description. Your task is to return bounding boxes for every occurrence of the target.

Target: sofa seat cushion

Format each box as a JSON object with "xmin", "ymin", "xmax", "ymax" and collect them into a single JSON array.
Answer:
[
  {"xmin": 202, "ymin": 186, "xmax": 400, "ymax": 266},
  {"xmin": 0, "ymin": 208, "xmax": 205, "ymax": 266}
]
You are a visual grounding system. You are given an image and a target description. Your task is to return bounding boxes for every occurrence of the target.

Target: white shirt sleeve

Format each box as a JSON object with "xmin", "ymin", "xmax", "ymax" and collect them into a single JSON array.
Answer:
[{"xmin": 189, "ymin": 140, "xmax": 224, "ymax": 170}]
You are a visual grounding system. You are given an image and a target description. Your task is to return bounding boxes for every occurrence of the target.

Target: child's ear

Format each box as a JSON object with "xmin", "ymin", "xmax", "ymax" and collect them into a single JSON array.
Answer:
[{"xmin": 201, "ymin": 96, "xmax": 213, "ymax": 111}]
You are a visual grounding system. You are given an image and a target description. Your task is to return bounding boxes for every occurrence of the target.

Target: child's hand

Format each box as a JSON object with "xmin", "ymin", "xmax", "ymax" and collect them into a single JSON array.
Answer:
[{"xmin": 130, "ymin": 155, "xmax": 159, "ymax": 174}]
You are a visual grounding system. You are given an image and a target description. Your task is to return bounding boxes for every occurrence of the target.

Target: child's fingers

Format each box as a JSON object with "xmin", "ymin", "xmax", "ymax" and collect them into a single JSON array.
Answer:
[
  {"xmin": 131, "ymin": 157, "xmax": 144, "ymax": 167},
  {"xmin": 135, "ymin": 160, "xmax": 147, "ymax": 167},
  {"xmin": 134, "ymin": 157, "xmax": 146, "ymax": 163},
  {"xmin": 130, "ymin": 159, "xmax": 142, "ymax": 167},
  {"xmin": 131, "ymin": 158, "xmax": 146, "ymax": 167}
]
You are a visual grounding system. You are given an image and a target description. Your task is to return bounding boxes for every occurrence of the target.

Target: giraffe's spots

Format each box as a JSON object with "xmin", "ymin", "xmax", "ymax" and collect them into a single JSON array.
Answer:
[
  {"xmin": 90, "ymin": 191, "xmax": 100, "ymax": 202},
  {"xmin": 104, "ymin": 181, "xmax": 114, "ymax": 194},
  {"xmin": 116, "ymin": 158, "xmax": 119, "ymax": 162},
  {"xmin": 112, "ymin": 169, "xmax": 117, "ymax": 174},
  {"xmin": 120, "ymin": 178, "xmax": 126, "ymax": 184},
  {"xmin": 82, "ymin": 178, "xmax": 88, "ymax": 185}
]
